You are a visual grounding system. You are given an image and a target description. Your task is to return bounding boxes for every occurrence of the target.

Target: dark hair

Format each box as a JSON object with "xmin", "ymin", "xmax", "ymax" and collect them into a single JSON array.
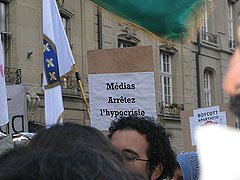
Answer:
[
  {"xmin": 108, "ymin": 116, "xmax": 177, "ymax": 179},
  {"xmin": 0, "ymin": 123, "xmax": 145, "ymax": 180},
  {"xmin": 230, "ymin": 95, "xmax": 240, "ymax": 115},
  {"xmin": 28, "ymin": 123, "xmax": 113, "ymax": 151},
  {"xmin": 0, "ymin": 145, "xmax": 145, "ymax": 180}
]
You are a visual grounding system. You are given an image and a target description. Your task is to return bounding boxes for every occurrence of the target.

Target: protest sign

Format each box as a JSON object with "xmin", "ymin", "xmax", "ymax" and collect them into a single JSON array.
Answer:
[
  {"xmin": 88, "ymin": 46, "xmax": 157, "ymax": 130},
  {"xmin": 180, "ymin": 103, "xmax": 235, "ymax": 151},
  {"xmin": 0, "ymin": 85, "xmax": 28, "ymax": 134}
]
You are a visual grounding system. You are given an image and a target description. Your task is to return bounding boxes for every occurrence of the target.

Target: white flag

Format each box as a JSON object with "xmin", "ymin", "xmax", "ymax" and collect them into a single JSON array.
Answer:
[
  {"xmin": 43, "ymin": 0, "xmax": 75, "ymax": 126},
  {"xmin": 0, "ymin": 35, "xmax": 9, "ymax": 126}
]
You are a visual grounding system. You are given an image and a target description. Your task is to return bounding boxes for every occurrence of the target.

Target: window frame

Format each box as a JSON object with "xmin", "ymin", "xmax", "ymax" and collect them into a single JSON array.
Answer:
[
  {"xmin": 0, "ymin": 1, "xmax": 10, "ymax": 67},
  {"xmin": 0, "ymin": 2, "xmax": 7, "ymax": 32},
  {"xmin": 118, "ymin": 39, "xmax": 137, "ymax": 48},
  {"xmin": 59, "ymin": 8, "xmax": 74, "ymax": 41},
  {"xmin": 204, "ymin": 70, "xmax": 211, "ymax": 107},
  {"xmin": 201, "ymin": 0, "xmax": 211, "ymax": 33},
  {"xmin": 117, "ymin": 32, "xmax": 140, "ymax": 48},
  {"xmin": 160, "ymin": 51, "xmax": 172, "ymax": 106},
  {"xmin": 60, "ymin": 15, "xmax": 70, "ymax": 38},
  {"xmin": 228, "ymin": 2, "xmax": 234, "ymax": 44}
]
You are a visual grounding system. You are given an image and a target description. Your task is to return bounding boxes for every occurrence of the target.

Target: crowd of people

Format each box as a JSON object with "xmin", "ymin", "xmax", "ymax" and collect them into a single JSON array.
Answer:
[
  {"xmin": 2, "ymin": 45, "xmax": 239, "ymax": 179},
  {"xmin": 2, "ymin": 44, "xmax": 239, "ymax": 180},
  {"xmin": 0, "ymin": 116, "xmax": 200, "ymax": 180}
]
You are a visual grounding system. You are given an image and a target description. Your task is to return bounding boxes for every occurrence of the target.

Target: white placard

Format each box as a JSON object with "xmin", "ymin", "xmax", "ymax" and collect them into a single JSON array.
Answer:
[
  {"xmin": 189, "ymin": 105, "xmax": 227, "ymax": 146},
  {"xmin": 0, "ymin": 85, "xmax": 28, "ymax": 134},
  {"xmin": 89, "ymin": 72, "xmax": 157, "ymax": 130}
]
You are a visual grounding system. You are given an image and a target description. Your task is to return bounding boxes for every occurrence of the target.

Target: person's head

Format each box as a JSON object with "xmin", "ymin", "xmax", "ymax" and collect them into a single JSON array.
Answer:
[
  {"xmin": 27, "ymin": 123, "xmax": 127, "ymax": 170},
  {"xmin": 0, "ymin": 144, "xmax": 145, "ymax": 180},
  {"xmin": 0, "ymin": 123, "xmax": 145, "ymax": 180},
  {"xmin": 223, "ymin": 49, "xmax": 240, "ymax": 115},
  {"xmin": 108, "ymin": 116, "xmax": 177, "ymax": 180},
  {"xmin": 28, "ymin": 123, "xmax": 113, "ymax": 151},
  {"xmin": 171, "ymin": 152, "xmax": 199, "ymax": 180}
]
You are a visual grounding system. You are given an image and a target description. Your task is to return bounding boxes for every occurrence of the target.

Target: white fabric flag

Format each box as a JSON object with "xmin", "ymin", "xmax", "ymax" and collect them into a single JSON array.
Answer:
[
  {"xmin": 0, "ymin": 35, "xmax": 9, "ymax": 126},
  {"xmin": 43, "ymin": 0, "xmax": 75, "ymax": 126}
]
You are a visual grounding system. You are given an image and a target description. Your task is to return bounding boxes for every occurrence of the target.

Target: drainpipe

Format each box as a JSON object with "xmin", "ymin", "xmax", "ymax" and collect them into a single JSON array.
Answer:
[
  {"xmin": 97, "ymin": 7, "xmax": 103, "ymax": 49},
  {"xmin": 196, "ymin": 32, "xmax": 201, "ymax": 108}
]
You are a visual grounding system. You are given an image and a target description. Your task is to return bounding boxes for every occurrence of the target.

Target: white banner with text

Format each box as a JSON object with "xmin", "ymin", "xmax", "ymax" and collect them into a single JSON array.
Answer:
[{"xmin": 89, "ymin": 72, "xmax": 157, "ymax": 130}]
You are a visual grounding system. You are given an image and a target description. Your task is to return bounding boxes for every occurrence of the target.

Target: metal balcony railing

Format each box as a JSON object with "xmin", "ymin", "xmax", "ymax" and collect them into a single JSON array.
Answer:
[
  {"xmin": 229, "ymin": 40, "xmax": 239, "ymax": 49},
  {"xmin": 159, "ymin": 102, "xmax": 184, "ymax": 115},
  {"xmin": 202, "ymin": 31, "xmax": 218, "ymax": 45},
  {"xmin": 4, "ymin": 67, "xmax": 21, "ymax": 85}
]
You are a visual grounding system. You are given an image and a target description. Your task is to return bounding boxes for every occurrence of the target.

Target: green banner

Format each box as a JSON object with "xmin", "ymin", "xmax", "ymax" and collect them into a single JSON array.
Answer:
[{"xmin": 91, "ymin": 0, "xmax": 209, "ymax": 41}]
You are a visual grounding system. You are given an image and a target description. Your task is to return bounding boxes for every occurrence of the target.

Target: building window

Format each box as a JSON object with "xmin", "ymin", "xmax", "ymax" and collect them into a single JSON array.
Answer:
[
  {"xmin": 61, "ymin": 16, "xmax": 70, "ymax": 37},
  {"xmin": 118, "ymin": 25, "xmax": 140, "ymax": 48},
  {"xmin": 201, "ymin": 0, "xmax": 213, "ymax": 42},
  {"xmin": 59, "ymin": 8, "xmax": 74, "ymax": 49},
  {"xmin": 0, "ymin": 2, "xmax": 7, "ymax": 32},
  {"xmin": 0, "ymin": 2, "xmax": 11, "ymax": 67},
  {"xmin": 160, "ymin": 52, "xmax": 172, "ymax": 105},
  {"xmin": 202, "ymin": 2, "xmax": 208, "ymax": 33},
  {"xmin": 204, "ymin": 70, "xmax": 211, "ymax": 107},
  {"xmin": 228, "ymin": 2, "xmax": 234, "ymax": 47},
  {"xmin": 118, "ymin": 39, "xmax": 137, "ymax": 48},
  {"xmin": 59, "ymin": 8, "xmax": 74, "ymax": 39},
  {"xmin": 0, "ymin": 2, "xmax": 7, "ymax": 59},
  {"xmin": 61, "ymin": 16, "xmax": 67, "ymax": 32}
]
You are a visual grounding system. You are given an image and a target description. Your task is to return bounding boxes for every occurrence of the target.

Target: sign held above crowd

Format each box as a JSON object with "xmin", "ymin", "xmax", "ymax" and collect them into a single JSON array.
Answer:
[
  {"xmin": 180, "ymin": 103, "xmax": 235, "ymax": 152},
  {"xmin": 87, "ymin": 46, "xmax": 157, "ymax": 130}
]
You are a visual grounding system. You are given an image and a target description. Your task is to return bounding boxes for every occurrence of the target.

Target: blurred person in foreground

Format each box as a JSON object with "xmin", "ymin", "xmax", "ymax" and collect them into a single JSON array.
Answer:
[
  {"xmin": 196, "ymin": 27, "xmax": 240, "ymax": 180},
  {"xmin": 224, "ymin": 46, "xmax": 240, "ymax": 114},
  {"xmin": 108, "ymin": 116, "xmax": 177, "ymax": 180},
  {"xmin": 0, "ymin": 123, "xmax": 144, "ymax": 180}
]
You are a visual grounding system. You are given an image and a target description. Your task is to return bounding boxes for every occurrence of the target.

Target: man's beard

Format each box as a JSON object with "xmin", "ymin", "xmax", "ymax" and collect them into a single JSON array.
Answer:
[{"xmin": 230, "ymin": 95, "xmax": 240, "ymax": 115}]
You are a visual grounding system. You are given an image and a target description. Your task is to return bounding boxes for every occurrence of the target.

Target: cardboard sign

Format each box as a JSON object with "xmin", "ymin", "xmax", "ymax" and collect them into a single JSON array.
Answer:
[
  {"xmin": 87, "ymin": 46, "xmax": 157, "ymax": 130},
  {"xmin": 180, "ymin": 103, "xmax": 235, "ymax": 151},
  {"xmin": 0, "ymin": 85, "xmax": 28, "ymax": 134}
]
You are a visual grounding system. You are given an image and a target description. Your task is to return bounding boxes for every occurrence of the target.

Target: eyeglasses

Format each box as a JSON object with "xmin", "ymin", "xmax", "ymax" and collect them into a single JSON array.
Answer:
[{"xmin": 122, "ymin": 154, "xmax": 149, "ymax": 165}]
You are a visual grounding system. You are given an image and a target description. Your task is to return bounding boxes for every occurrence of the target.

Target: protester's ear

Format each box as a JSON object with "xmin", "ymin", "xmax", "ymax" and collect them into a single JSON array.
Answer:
[{"xmin": 151, "ymin": 163, "xmax": 163, "ymax": 180}]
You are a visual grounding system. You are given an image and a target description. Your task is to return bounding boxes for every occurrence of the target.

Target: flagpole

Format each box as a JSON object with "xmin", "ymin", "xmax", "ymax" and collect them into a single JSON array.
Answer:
[
  {"xmin": 5, "ymin": 123, "xmax": 9, "ymax": 135},
  {"xmin": 73, "ymin": 64, "xmax": 91, "ymax": 120}
]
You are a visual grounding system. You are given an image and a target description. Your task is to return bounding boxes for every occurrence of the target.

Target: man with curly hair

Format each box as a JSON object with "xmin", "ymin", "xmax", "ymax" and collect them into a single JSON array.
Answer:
[{"xmin": 108, "ymin": 116, "xmax": 177, "ymax": 180}]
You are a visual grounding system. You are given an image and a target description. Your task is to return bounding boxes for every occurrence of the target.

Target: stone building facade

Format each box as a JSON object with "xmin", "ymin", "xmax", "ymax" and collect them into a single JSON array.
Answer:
[{"xmin": 1, "ymin": 0, "xmax": 239, "ymax": 153}]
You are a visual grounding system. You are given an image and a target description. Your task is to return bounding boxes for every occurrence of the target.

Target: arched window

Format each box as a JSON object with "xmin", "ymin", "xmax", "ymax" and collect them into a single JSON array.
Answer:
[{"xmin": 204, "ymin": 69, "xmax": 213, "ymax": 107}]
